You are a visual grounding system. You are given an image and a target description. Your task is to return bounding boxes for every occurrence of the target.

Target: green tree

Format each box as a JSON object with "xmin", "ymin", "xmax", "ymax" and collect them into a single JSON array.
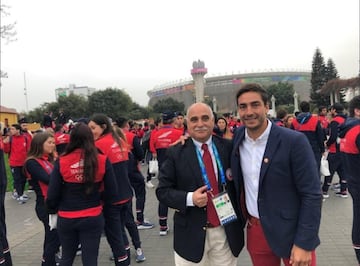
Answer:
[
  {"xmin": 325, "ymin": 58, "xmax": 345, "ymax": 103},
  {"xmin": 87, "ymin": 88, "xmax": 132, "ymax": 119},
  {"xmin": 152, "ymin": 97, "xmax": 185, "ymax": 114},
  {"xmin": 57, "ymin": 94, "xmax": 88, "ymax": 120},
  {"xmin": 266, "ymin": 82, "xmax": 295, "ymax": 106},
  {"xmin": 128, "ymin": 102, "xmax": 150, "ymax": 120},
  {"xmin": 27, "ymin": 107, "xmax": 44, "ymax": 123},
  {"xmin": 204, "ymin": 97, "xmax": 213, "ymax": 110},
  {"xmin": 310, "ymin": 48, "xmax": 329, "ymax": 107}
]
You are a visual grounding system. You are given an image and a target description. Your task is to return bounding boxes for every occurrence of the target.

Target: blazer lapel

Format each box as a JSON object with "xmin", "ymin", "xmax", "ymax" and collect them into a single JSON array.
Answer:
[
  {"xmin": 231, "ymin": 127, "xmax": 245, "ymax": 195},
  {"xmin": 259, "ymin": 124, "xmax": 281, "ymax": 185},
  {"xmin": 184, "ymin": 139, "xmax": 204, "ymax": 187}
]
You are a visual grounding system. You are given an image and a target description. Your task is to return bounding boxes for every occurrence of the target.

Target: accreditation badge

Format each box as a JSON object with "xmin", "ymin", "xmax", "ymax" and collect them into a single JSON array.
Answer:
[{"xmin": 212, "ymin": 192, "xmax": 237, "ymax": 225}]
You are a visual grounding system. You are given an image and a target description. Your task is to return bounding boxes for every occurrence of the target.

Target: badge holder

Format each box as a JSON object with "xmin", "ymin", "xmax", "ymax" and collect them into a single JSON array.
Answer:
[{"xmin": 212, "ymin": 192, "xmax": 237, "ymax": 225}]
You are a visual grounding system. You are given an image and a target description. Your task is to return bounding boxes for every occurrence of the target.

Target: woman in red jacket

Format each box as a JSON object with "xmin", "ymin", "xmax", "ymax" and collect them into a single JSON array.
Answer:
[
  {"xmin": 25, "ymin": 131, "xmax": 61, "ymax": 266},
  {"xmin": 46, "ymin": 123, "xmax": 119, "ymax": 266},
  {"xmin": 88, "ymin": 113, "xmax": 146, "ymax": 264}
]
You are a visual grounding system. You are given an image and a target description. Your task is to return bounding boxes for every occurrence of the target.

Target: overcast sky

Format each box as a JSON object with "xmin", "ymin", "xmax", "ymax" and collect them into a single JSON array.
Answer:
[{"xmin": 1, "ymin": 0, "xmax": 359, "ymax": 112}]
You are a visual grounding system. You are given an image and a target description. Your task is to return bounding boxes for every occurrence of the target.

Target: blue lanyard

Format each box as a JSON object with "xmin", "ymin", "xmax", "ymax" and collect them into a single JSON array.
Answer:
[{"xmin": 195, "ymin": 142, "xmax": 226, "ymax": 191}]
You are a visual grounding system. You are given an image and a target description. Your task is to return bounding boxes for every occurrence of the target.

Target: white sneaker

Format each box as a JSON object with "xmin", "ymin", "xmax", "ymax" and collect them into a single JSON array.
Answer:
[
  {"xmin": 159, "ymin": 226, "xmax": 169, "ymax": 236},
  {"xmin": 76, "ymin": 244, "xmax": 81, "ymax": 256},
  {"xmin": 146, "ymin": 181, "xmax": 155, "ymax": 188},
  {"xmin": 22, "ymin": 193, "xmax": 29, "ymax": 200},
  {"xmin": 135, "ymin": 248, "xmax": 146, "ymax": 262},
  {"xmin": 17, "ymin": 196, "xmax": 28, "ymax": 204},
  {"xmin": 11, "ymin": 191, "xmax": 18, "ymax": 200}
]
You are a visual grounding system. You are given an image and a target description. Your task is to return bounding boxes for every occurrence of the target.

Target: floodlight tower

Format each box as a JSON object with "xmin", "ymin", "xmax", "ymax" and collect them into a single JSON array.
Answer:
[{"xmin": 191, "ymin": 60, "xmax": 207, "ymax": 103}]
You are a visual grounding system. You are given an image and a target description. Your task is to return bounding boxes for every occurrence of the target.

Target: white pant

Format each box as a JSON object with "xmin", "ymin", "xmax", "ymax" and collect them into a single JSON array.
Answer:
[{"xmin": 174, "ymin": 226, "xmax": 237, "ymax": 266}]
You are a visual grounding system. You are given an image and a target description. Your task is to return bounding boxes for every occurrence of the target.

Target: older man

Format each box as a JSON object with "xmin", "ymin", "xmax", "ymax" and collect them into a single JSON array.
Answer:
[{"xmin": 156, "ymin": 103, "xmax": 245, "ymax": 266}]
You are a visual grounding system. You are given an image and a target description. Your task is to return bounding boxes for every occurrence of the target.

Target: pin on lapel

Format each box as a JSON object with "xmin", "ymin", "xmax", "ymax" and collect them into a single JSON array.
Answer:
[{"xmin": 263, "ymin": 158, "xmax": 269, "ymax": 163}]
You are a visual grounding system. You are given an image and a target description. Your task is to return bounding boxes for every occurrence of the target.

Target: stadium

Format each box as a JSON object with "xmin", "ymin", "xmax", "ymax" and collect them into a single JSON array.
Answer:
[{"xmin": 147, "ymin": 69, "xmax": 311, "ymax": 114}]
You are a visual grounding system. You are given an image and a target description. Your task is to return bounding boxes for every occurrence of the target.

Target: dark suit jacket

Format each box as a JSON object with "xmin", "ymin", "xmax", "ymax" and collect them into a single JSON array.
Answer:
[
  {"xmin": 156, "ymin": 135, "xmax": 245, "ymax": 263},
  {"xmin": 231, "ymin": 123, "xmax": 322, "ymax": 258}
]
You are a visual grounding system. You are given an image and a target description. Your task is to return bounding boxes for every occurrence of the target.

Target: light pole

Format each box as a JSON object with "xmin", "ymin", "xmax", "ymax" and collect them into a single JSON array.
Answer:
[
  {"xmin": 212, "ymin": 97, "xmax": 217, "ymax": 112},
  {"xmin": 24, "ymin": 72, "xmax": 29, "ymax": 112},
  {"xmin": 271, "ymin": 95, "xmax": 276, "ymax": 117},
  {"xmin": 293, "ymin": 91, "xmax": 299, "ymax": 113}
]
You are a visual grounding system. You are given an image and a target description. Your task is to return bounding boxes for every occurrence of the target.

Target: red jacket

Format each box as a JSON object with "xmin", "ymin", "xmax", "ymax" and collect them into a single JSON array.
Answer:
[
  {"xmin": 46, "ymin": 149, "xmax": 118, "ymax": 218},
  {"xmin": 150, "ymin": 126, "xmax": 183, "ymax": 153},
  {"xmin": 327, "ymin": 116, "xmax": 346, "ymax": 153},
  {"xmin": 4, "ymin": 134, "xmax": 30, "ymax": 167},
  {"xmin": 95, "ymin": 133, "xmax": 129, "ymax": 163}
]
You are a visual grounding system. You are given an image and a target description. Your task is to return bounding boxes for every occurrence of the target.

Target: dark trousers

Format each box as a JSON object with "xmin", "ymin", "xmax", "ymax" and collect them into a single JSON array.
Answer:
[
  {"xmin": 57, "ymin": 215, "xmax": 104, "ymax": 266},
  {"xmin": 103, "ymin": 204, "xmax": 129, "ymax": 266},
  {"xmin": 41, "ymin": 223, "xmax": 60, "ymax": 266},
  {"xmin": 0, "ymin": 183, "xmax": 12, "ymax": 266},
  {"xmin": 156, "ymin": 158, "xmax": 168, "ymax": 228},
  {"xmin": 10, "ymin": 166, "xmax": 26, "ymax": 196},
  {"xmin": 322, "ymin": 152, "xmax": 348, "ymax": 193},
  {"xmin": 348, "ymin": 182, "xmax": 360, "ymax": 263},
  {"xmin": 314, "ymin": 151, "xmax": 321, "ymax": 179},
  {"xmin": 158, "ymin": 202, "xmax": 168, "ymax": 228},
  {"xmin": 36, "ymin": 204, "xmax": 60, "ymax": 266},
  {"xmin": 128, "ymin": 170, "xmax": 146, "ymax": 223},
  {"xmin": 123, "ymin": 201, "xmax": 141, "ymax": 250}
]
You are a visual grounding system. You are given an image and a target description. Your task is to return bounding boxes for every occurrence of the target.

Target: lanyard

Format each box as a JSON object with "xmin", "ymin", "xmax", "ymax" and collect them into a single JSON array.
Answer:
[{"xmin": 195, "ymin": 142, "xmax": 226, "ymax": 191}]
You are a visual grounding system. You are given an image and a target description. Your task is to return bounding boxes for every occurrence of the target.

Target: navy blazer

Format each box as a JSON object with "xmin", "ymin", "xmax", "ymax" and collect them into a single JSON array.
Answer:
[
  {"xmin": 156, "ymin": 135, "xmax": 245, "ymax": 263},
  {"xmin": 231, "ymin": 123, "xmax": 322, "ymax": 258}
]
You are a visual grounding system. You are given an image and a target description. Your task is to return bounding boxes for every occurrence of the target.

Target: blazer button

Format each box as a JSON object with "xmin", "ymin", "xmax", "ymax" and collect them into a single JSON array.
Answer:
[{"xmin": 202, "ymin": 226, "xmax": 207, "ymax": 231}]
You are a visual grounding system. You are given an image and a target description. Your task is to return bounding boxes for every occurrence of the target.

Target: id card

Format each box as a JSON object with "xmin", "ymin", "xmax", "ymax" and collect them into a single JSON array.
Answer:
[{"xmin": 212, "ymin": 192, "xmax": 237, "ymax": 225}]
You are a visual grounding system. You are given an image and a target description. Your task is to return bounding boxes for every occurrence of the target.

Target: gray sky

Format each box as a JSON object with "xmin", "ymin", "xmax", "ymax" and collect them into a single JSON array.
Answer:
[{"xmin": 1, "ymin": 0, "xmax": 359, "ymax": 112}]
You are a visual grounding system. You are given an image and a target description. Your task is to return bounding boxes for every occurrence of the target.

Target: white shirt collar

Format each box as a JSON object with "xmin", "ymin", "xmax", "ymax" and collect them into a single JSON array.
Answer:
[
  {"xmin": 192, "ymin": 136, "xmax": 212, "ymax": 150},
  {"xmin": 245, "ymin": 120, "xmax": 272, "ymax": 143}
]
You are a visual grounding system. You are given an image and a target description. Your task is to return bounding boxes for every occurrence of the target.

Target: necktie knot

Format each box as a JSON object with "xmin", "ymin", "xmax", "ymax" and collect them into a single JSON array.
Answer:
[{"xmin": 201, "ymin": 143, "xmax": 208, "ymax": 151}]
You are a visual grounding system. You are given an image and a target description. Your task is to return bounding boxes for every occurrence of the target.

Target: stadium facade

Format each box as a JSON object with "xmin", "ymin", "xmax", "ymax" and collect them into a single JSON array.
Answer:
[{"xmin": 147, "ymin": 70, "xmax": 311, "ymax": 114}]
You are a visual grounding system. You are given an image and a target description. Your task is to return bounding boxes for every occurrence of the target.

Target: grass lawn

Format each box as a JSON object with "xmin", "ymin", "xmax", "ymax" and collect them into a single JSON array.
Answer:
[{"xmin": 4, "ymin": 154, "xmax": 14, "ymax": 192}]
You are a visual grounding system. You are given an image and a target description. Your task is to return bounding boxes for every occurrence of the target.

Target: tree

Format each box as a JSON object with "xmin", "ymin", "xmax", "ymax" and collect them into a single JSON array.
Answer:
[
  {"xmin": 87, "ymin": 88, "xmax": 132, "ymax": 119},
  {"xmin": 128, "ymin": 102, "xmax": 150, "ymax": 120},
  {"xmin": 310, "ymin": 48, "xmax": 329, "ymax": 107},
  {"xmin": 1, "ymin": 5, "xmax": 17, "ymax": 79},
  {"xmin": 57, "ymin": 94, "xmax": 88, "ymax": 120},
  {"xmin": 204, "ymin": 97, "xmax": 213, "ymax": 110},
  {"xmin": 266, "ymin": 82, "xmax": 295, "ymax": 106},
  {"xmin": 325, "ymin": 58, "xmax": 345, "ymax": 103},
  {"xmin": 152, "ymin": 97, "xmax": 185, "ymax": 114}
]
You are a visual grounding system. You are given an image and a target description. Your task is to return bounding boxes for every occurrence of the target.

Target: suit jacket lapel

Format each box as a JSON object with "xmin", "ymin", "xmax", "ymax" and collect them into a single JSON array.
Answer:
[
  {"xmin": 184, "ymin": 139, "xmax": 204, "ymax": 187},
  {"xmin": 231, "ymin": 127, "xmax": 245, "ymax": 196},
  {"xmin": 259, "ymin": 124, "xmax": 281, "ymax": 185}
]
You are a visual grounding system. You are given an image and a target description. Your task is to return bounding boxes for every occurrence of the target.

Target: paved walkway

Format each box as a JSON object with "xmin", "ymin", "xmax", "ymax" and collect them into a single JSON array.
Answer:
[{"xmin": 5, "ymin": 170, "xmax": 358, "ymax": 265}]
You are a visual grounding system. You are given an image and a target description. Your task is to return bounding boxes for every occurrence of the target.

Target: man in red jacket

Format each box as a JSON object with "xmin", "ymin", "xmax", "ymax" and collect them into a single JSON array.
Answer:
[
  {"xmin": 322, "ymin": 103, "xmax": 349, "ymax": 198},
  {"xmin": 117, "ymin": 117, "xmax": 154, "ymax": 230},
  {"xmin": 3, "ymin": 124, "xmax": 31, "ymax": 204},
  {"xmin": 150, "ymin": 111, "xmax": 183, "ymax": 235}
]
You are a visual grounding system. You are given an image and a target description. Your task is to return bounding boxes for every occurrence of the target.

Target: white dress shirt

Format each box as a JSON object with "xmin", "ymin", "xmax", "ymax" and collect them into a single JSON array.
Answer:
[{"xmin": 239, "ymin": 120, "xmax": 272, "ymax": 218}]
